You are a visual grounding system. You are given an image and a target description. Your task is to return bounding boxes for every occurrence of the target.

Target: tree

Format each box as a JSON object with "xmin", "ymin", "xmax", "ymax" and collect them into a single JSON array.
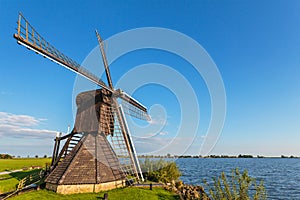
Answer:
[
  {"xmin": 0, "ymin": 154, "xmax": 13, "ymax": 159},
  {"xmin": 35, "ymin": 155, "xmax": 39, "ymax": 158},
  {"xmin": 43, "ymin": 155, "xmax": 47, "ymax": 158}
]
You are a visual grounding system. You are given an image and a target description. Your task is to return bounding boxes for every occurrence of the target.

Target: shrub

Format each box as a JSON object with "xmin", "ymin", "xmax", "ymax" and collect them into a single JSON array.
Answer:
[
  {"xmin": 0, "ymin": 154, "xmax": 13, "ymax": 159},
  {"xmin": 204, "ymin": 168, "xmax": 267, "ymax": 200},
  {"xmin": 140, "ymin": 158, "xmax": 181, "ymax": 183}
]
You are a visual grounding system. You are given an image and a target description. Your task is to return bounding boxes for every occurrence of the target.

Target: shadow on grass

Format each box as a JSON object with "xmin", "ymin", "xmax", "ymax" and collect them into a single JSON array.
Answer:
[
  {"xmin": 9, "ymin": 169, "xmax": 42, "ymax": 188},
  {"xmin": 0, "ymin": 177, "xmax": 12, "ymax": 181},
  {"xmin": 9, "ymin": 169, "xmax": 42, "ymax": 181},
  {"xmin": 157, "ymin": 193, "xmax": 181, "ymax": 200}
]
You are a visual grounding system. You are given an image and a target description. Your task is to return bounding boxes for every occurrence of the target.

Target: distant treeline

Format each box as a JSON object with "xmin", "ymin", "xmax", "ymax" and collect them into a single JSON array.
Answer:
[
  {"xmin": 2, "ymin": 153, "xmax": 298, "ymax": 159},
  {"xmin": 0, "ymin": 154, "xmax": 51, "ymax": 159},
  {"xmin": 138, "ymin": 154, "xmax": 299, "ymax": 159}
]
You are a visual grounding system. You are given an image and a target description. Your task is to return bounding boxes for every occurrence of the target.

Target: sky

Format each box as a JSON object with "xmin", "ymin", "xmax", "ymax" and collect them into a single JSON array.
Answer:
[{"xmin": 0, "ymin": 0, "xmax": 299, "ymax": 157}]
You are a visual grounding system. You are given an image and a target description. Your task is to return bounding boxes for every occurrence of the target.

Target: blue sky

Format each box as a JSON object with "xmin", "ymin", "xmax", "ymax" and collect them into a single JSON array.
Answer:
[{"xmin": 0, "ymin": 0, "xmax": 299, "ymax": 157}]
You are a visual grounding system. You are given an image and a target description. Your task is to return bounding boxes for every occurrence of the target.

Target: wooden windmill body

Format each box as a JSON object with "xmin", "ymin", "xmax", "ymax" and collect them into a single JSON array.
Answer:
[{"xmin": 14, "ymin": 13, "xmax": 150, "ymax": 194}]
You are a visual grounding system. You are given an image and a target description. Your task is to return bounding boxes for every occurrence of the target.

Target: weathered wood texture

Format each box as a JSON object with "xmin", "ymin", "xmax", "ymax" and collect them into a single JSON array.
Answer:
[
  {"xmin": 74, "ymin": 89, "xmax": 114, "ymax": 135},
  {"xmin": 45, "ymin": 89, "xmax": 125, "ymax": 186},
  {"xmin": 45, "ymin": 133, "xmax": 125, "ymax": 185}
]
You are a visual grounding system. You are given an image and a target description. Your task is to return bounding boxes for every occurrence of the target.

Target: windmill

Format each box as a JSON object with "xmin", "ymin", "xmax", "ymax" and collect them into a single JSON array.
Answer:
[{"xmin": 13, "ymin": 13, "xmax": 150, "ymax": 194}]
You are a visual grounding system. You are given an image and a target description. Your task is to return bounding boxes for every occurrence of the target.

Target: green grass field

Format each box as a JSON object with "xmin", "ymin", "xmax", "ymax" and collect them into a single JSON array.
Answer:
[
  {"xmin": 10, "ymin": 187, "xmax": 179, "ymax": 200},
  {"xmin": 0, "ymin": 169, "xmax": 42, "ymax": 193},
  {"xmin": 0, "ymin": 158, "xmax": 51, "ymax": 193},
  {"xmin": 0, "ymin": 173, "xmax": 17, "ymax": 193},
  {"xmin": 0, "ymin": 158, "xmax": 51, "ymax": 172}
]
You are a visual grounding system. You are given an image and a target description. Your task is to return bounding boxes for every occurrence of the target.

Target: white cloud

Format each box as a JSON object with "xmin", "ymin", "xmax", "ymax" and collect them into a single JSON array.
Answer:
[
  {"xmin": 0, "ymin": 112, "xmax": 57, "ymax": 139},
  {"xmin": 159, "ymin": 131, "xmax": 168, "ymax": 135},
  {"xmin": 0, "ymin": 112, "xmax": 40, "ymax": 126},
  {"xmin": 149, "ymin": 117, "xmax": 168, "ymax": 125},
  {"xmin": 132, "ymin": 131, "xmax": 168, "ymax": 139},
  {"xmin": 200, "ymin": 135, "xmax": 207, "ymax": 139}
]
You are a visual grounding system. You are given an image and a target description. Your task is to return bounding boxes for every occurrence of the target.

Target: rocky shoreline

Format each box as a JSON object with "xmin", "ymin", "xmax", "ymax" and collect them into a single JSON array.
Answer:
[{"xmin": 164, "ymin": 181, "xmax": 210, "ymax": 200}]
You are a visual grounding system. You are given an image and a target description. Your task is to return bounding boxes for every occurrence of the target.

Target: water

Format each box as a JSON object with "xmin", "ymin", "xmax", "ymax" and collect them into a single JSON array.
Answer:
[{"xmin": 175, "ymin": 158, "xmax": 300, "ymax": 199}]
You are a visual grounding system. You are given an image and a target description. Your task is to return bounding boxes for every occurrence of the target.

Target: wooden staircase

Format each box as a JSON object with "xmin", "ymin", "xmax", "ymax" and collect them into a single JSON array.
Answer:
[{"xmin": 50, "ymin": 131, "xmax": 84, "ymax": 170}]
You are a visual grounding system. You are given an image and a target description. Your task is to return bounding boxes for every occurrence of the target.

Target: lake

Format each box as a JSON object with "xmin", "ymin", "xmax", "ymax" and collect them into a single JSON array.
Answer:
[{"xmin": 175, "ymin": 158, "xmax": 300, "ymax": 199}]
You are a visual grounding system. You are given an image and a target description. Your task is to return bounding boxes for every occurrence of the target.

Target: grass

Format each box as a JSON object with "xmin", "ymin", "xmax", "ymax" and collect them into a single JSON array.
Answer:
[
  {"xmin": 0, "ymin": 169, "xmax": 42, "ymax": 193},
  {"xmin": 0, "ymin": 158, "xmax": 179, "ymax": 199},
  {"xmin": 10, "ymin": 187, "xmax": 179, "ymax": 200},
  {"xmin": 0, "ymin": 173, "xmax": 18, "ymax": 194},
  {"xmin": 0, "ymin": 158, "xmax": 51, "ymax": 172}
]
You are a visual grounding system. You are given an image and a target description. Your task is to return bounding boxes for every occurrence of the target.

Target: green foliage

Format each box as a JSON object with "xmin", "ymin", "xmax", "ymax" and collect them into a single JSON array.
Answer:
[
  {"xmin": 10, "ymin": 187, "xmax": 180, "ymax": 200},
  {"xmin": 237, "ymin": 154, "xmax": 254, "ymax": 158},
  {"xmin": 204, "ymin": 168, "xmax": 267, "ymax": 200},
  {"xmin": 140, "ymin": 158, "xmax": 181, "ymax": 183},
  {"xmin": 0, "ymin": 154, "xmax": 13, "ymax": 159}
]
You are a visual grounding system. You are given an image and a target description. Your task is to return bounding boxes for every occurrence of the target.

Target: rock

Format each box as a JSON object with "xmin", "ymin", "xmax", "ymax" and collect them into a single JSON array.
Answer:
[
  {"xmin": 194, "ymin": 189, "xmax": 199, "ymax": 199},
  {"xmin": 186, "ymin": 191, "xmax": 191, "ymax": 199},
  {"xmin": 176, "ymin": 180, "xmax": 183, "ymax": 187},
  {"xmin": 171, "ymin": 180, "xmax": 176, "ymax": 186},
  {"xmin": 172, "ymin": 186, "xmax": 178, "ymax": 193},
  {"xmin": 163, "ymin": 181, "xmax": 210, "ymax": 200}
]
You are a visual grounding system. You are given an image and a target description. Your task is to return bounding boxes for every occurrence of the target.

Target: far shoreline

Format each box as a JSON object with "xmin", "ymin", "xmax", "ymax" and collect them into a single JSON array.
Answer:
[
  {"xmin": 1, "ymin": 153, "xmax": 300, "ymax": 160},
  {"xmin": 136, "ymin": 154, "xmax": 300, "ymax": 159}
]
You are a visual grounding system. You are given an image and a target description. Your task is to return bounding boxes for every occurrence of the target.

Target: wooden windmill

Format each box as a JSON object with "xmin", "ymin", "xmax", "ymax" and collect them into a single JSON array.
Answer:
[{"xmin": 13, "ymin": 13, "xmax": 150, "ymax": 194}]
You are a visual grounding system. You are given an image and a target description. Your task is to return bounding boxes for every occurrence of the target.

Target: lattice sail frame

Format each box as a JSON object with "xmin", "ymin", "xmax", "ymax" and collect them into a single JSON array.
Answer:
[
  {"xmin": 94, "ymin": 95, "xmax": 139, "ymax": 179},
  {"xmin": 13, "ymin": 13, "xmax": 149, "ymax": 183},
  {"xmin": 121, "ymin": 98, "xmax": 151, "ymax": 121},
  {"xmin": 14, "ymin": 13, "xmax": 109, "ymax": 91}
]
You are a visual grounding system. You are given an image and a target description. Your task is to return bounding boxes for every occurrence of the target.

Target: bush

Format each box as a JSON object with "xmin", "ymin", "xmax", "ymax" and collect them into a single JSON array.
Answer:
[
  {"xmin": 140, "ymin": 158, "xmax": 181, "ymax": 183},
  {"xmin": 204, "ymin": 168, "xmax": 267, "ymax": 200},
  {"xmin": 0, "ymin": 154, "xmax": 13, "ymax": 159}
]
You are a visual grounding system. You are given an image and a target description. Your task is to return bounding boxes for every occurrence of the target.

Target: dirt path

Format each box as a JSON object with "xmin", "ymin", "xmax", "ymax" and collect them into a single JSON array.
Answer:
[{"xmin": 0, "ymin": 169, "xmax": 22, "ymax": 176}]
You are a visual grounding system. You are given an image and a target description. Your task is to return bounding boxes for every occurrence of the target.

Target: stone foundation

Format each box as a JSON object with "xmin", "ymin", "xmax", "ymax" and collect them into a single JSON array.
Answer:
[{"xmin": 46, "ymin": 180, "xmax": 126, "ymax": 194}]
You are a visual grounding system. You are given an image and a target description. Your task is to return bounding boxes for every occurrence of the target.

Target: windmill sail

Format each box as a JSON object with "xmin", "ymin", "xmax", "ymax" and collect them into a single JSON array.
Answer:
[
  {"xmin": 118, "ymin": 91, "xmax": 151, "ymax": 121},
  {"xmin": 14, "ymin": 13, "xmax": 150, "ymax": 121},
  {"xmin": 95, "ymin": 31, "xmax": 150, "ymax": 119},
  {"xmin": 13, "ymin": 13, "xmax": 111, "ymax": 92}
]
